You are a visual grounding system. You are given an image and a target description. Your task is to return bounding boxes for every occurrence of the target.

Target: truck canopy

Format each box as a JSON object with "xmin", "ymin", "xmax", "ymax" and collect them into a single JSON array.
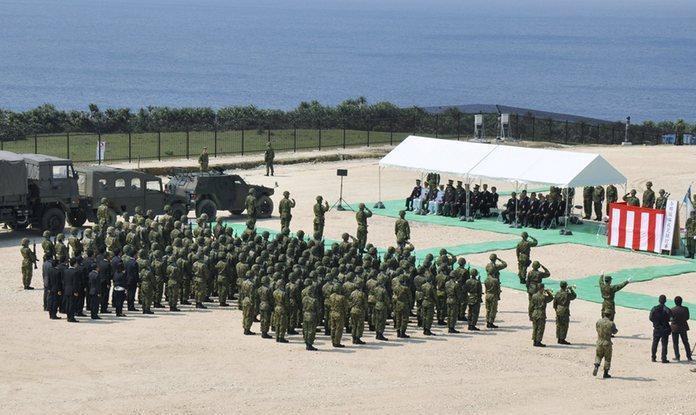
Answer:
[
  {"xmin": 0, "ymin": 151, "xmax": 28, "ymax": 198},
  {"xmin": 19, "ymin": 153, "xmax": 73, "ymax": 181}
]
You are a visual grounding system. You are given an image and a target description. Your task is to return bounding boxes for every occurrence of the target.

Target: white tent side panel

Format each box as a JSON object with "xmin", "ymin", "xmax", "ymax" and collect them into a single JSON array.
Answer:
[{"xmin": 565, "ymin": 155, "xmax": 627, "ymax": 187}]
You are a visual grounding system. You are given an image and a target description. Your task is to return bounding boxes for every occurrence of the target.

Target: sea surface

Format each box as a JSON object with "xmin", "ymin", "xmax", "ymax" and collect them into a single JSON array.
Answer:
[{"xmin": 1, "ymin": 0, "xmax": 695, "ymax": 121}]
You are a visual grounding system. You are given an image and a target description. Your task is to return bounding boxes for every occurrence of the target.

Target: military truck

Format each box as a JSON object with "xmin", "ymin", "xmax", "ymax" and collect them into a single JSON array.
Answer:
[
  {"xmin": 74, "ymin": 166, "xmax": 191, "ymax": 225},
  {"xmin": 166, "ymin": 171, "xmax": 274, "ymax": 219},
  {"xmin": 0, "ymin": 151, "xmax": 80, "ymax": 233}
]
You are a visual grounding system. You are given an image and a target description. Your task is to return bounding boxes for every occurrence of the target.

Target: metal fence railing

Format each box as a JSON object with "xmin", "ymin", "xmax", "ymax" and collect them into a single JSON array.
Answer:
[{"xmin": 0, "ymin": 112, "xmax": 668, "ymax": 163}]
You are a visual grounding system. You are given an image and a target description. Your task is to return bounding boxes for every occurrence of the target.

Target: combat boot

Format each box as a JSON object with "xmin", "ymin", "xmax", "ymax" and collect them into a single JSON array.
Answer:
[
  {"xmin": 181, "ymin": 300, "xmax": 191, "ymax": 305},
  {"xmin": 368, "ymin": 324, "xmax": 375, "ymax": 331},
  {"xmin": 261, "ymin": 332, "xmax": 272, "ymax": 339},
  {"xmin": 195, "ymin": 302, "xmax": 207, "ymax": 309},
  {"xmin": 287, "ymin": 329, "xmax": 299, "ymax": 335},
  {"xmin": 277, "ymin": 338, "xmax": 289, "ymax": 343},
  {"xmin": 143, "ymin": 309, "xmax": 154, "ymax": 315},
  {"xmin": 154, "ymin": 303, "xmax": 165, "ymax": 308},
  {"xmin": 423, "ymin": 329, "xmax": 435, "ymax": 336},
  {"xmin": 244, "ymin": 329, "xmax": 255, "ymax": 335},
  {"xmin": 306, "ymin": 343, "xmax": 317, "ymax": 351},
  {"xmin": 592, "ymin": 364, "xmax": 600, "ymax": 376},
  {"xmin": 169, "ymin": 306, "xmax": 181, "ymax": 312},
  {"xmin": 376, "ymin": 332, "xmax": 388, "ymax": 341},
  {"xmin": 219, "ymin": 302, "xmax": 229, "ymax": 307},
  {"xmin": 396, "ymin": 330, "xmax": 403, "ymax": 338},
  {"xmin": 603, "ymin": 370, "xmax": 611, "ymax": 379},
  {"xmin": 324, "ymin": 327, "xmax": 331, "ymax": 335},
  {"xmin": 401, "ymin": 331, "xmax": 410, "ymax": 339},
  {"xmin": 448, "ymin": 328, "xmax": 460, "ymax": 334},
  {"xmin": 333, "ymin": 343, "xmax": 344, "ymax": 348}
]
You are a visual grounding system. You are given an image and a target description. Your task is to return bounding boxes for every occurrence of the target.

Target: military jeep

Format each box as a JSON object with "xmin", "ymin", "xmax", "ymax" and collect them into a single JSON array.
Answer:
[
  {"xmin": 74, "ymin": 166, "xmax": 191, "ymax": 225},
  {"xmin": 166, "ymin": 171, "xmax": 274, "ymax": 219}
]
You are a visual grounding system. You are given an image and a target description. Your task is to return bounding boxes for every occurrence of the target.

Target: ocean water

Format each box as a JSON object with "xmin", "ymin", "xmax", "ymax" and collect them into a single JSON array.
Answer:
[{"xmin": 1, "ymin": 0, "xmax": 694, "ymax": 121}]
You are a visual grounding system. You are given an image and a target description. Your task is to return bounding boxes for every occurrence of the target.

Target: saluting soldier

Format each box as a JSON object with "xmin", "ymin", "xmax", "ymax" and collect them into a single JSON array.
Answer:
[
  {"xmin": 622, "ymin": 189, "xmax": 640, "ymax": 206},
  {"xmin": 313, "ymin": 196, "xmax": 330, "ymax": 241},
  {"xmin": 599, "ymin": 274, "xmax": 630, "ymax": 321},
  {"xmin": 484, "ymin": 254, "xmax": 506, "ymax": 329},
  {"xmin": 530, "ymin": 284, "xmax": 554, "ymax": 347},
  {"xmin": 655, "ymin": 189, "xmax": 668, "ymax": 210},
  {"xmin": 516, "ymin": 232, "xmax": 538, "ymax": 285},
  {"xmin": 278, "ymin": 191, "xmax": 296, "ymax": 232},
  {"xmin": 355, "ymin": 203, "xmax": 373, "ymax": 253},
  {"xmin": 553, "ymin": 281, "xmax": 577, "ymax": 344}
]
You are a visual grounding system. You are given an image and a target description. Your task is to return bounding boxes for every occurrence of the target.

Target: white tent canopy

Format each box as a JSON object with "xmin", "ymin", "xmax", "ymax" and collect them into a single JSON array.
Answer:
[{"xmin": 379, "ymin": 135, "xmax": 626, "ymax": 188}]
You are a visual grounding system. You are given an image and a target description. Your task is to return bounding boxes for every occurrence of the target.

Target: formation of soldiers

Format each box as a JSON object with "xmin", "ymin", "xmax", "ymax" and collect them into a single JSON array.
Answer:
[{"xmin": 582, "ymin": 181, "xmax": 669, "ymax": 221}]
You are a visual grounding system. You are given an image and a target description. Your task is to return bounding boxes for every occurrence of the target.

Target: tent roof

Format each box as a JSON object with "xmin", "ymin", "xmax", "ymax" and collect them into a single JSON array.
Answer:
[{"xmin": 379, "ymin": 136, "xmax": 626, "ymax": 188}]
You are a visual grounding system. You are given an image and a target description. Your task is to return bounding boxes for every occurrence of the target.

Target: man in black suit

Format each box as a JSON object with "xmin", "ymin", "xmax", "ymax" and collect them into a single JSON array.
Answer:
[
  {"xmin": 46, "ymin": 259, "xmax": 61, "ymax": 320},
  {"xmin": 649, "ymin": 294, "xmax": 672, "ymax": 363},
  {"xmin": 480, "ymin": 184, "xmax": 492, "ymax": 217},
  {"xmin": 74, "ymin": 256, "xmax": 87, "ymax": 317},
  {"xmin": 61, "ymin": 257, "xmax": 80, "ymax": 323},
  {"xmin": 125, "ymin": 249, "xmax": 140, "ymax": 312},
  {"xmin": 87, "ymin": 265, "xmax": 101, "ymax": 320},
  {"xmin": 517, "ymin": 190, "xmax": 530, "ymax": 226},
  {"xmin": 111, "ymin": 249, "xmax": 127, "ymax": 317},
  {"xmin": 55, "ymin": 259, "xmax": 67, "ymax": 314},
  {"xmin": 42, "ymin": 255, "xmax": 53, "ymax": 311},
  {"xmin": 96, "ymin": 248, "xmax": 112, "ymax": 313},
  {"xmin": 405, "ymin": 179, "xmax": 422, "ymax": 211},
  {"xmin": 501, "ymin": 192, "xmax": 517, "ymax": 224},
  {"xmin": 670, "ymin": 296, "xmax": 692, "ymax": 361}
]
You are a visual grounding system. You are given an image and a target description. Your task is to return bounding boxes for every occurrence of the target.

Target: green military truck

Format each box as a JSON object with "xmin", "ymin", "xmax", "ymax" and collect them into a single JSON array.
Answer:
[
  {"xmin": 166, "ymin": 171, "xmax": 274, "ymax": 219},
  {"xmin": 73, "ymin": 166, "xmax": 191, "ymax": 224},
  {"xmin": 0, "ymin": 151, "xmax": 80, "ymax": 233}
]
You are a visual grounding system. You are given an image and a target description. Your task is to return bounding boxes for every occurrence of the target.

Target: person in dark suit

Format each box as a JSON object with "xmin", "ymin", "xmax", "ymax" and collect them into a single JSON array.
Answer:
[
  {"xmin": 42, "ymin": 255, "xmax": 53, "ymax": 311},
  {"xmin": 405, "ymin": 179, "xmax": 422, "ymax": 211},
  {"xmin": 55, "ymin": 259, "xmax": 67, "ymax": 314},
  {"xmin": 74, "ymin": 256, "xmax": 87, "ymax": 317},
  {"xmin": 46, "ymin": 259, "xmax": 61, "ymax": 320},
  {"xmin": 96, "ymin": 248, "xmax": 112, "ymax": 313},
  {"xmin": 649, "ymin": 295, "xmax": 672, "ymax": 363},
  {"xmin": 61, "ymin": 257, "xmax": 80, "ymax": 323},
  {"xmin": 111, "ymin": 249, "xmax": 126, "ymax": 317},
  {"xmin": 88, "ymin": 266, "xmax": 101, "ymax": 320},
  {"xmin": 517, "ymin": 190, "xmax": 530, "ymax": 226},
  {"xmin": 670, "ymin": 296, "xmax": 692, "ymax": 361},
  {"xmin": 480, "ymin": 184, "xmax": 492, "ymax": 217},
  {"xmin": 501, "ymin": 192, "xmax": 517, "ymax": 224},
  {"xmin": 125, "ymin": 250, "xmax": 140, "ymax": 311},
  {"xmin": 528, "ymin": 192, "xmax": 541, "ymax": 228}
]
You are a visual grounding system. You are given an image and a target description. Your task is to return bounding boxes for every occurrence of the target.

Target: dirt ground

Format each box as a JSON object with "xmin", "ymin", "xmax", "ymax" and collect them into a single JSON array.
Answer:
[{"xmin": 2, "ymin": 142, "xmax": 696, "ymax": 414}]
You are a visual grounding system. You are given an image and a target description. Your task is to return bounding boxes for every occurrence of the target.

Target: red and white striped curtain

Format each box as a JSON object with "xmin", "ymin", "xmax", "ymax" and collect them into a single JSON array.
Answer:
[{"xmin": 607, "ymin": 202, "xmax": 664, "ymax": 253}]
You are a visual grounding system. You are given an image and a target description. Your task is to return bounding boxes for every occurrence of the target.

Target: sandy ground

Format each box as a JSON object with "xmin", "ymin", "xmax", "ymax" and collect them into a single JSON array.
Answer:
[{"xmin": 3, "ymin": 142, "xmax": 696, "ymax": 414}]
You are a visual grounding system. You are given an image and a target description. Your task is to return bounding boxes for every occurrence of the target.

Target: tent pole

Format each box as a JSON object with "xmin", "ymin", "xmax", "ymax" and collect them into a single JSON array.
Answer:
[
  {"xmin": 512, "ymin": 181, "xmax": 519, "ymax": 228},
  {"xmin": 374, "ymin": 165, "xmax": 385, "ymax": 209}
]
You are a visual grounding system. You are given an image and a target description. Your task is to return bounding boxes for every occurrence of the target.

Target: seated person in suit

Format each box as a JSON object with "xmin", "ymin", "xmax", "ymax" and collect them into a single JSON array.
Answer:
[
  {"xmin": 405, "ymin": 179, "xmax": 422, "ymax": 211},
  {"xmin": 501, "ymin": 191, "xmax": 518, "ymax": 224}
]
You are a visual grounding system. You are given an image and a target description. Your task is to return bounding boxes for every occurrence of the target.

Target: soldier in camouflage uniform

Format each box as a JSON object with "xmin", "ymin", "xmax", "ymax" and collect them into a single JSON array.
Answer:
[
  {"xmin": 240, "ymin": 272, "xmax": 256, "ymax": 335},
  {"xmin": 245, "ymin": 189, "xmax": 257, "ymax": 229},
  {"xmin": 599, "ymin": 274, "xmax": 630, "ymax": 321},
  {"xmin": 349, "ymin": 282, "xmax": 366, "ymax": 344},
  {"xmin": 41, "ymin": 231, "xmax": 55, "ymax": 260},
  {"xmin": 68, "ymin": 227, "xmax": 83, "ymax": 259},
  {"xmin": 199, "ymin": 147, "xmax": 209, "ymax": 172},
  {"xmin": 465, "ymin": 269, "xmax": 482, "ymax": 331},
  {"xmin": 484, "ymin": 253, "xmax": 506, "ymax": 329},
  {"xmin": 516, "ymin": 232, "xmax": 537, "ymax": 284},
  {"xmin": 582, "ymin": 186, "xmax": 593, "ymax": 219},
  {"xmin": 20, "ymin": 238, "xmax": 37, "ymax": 289},
  {"xmin": 592, "ymin": 185, "xmax": 605, "ymax": 221},
  {"xmin": 553, "ymin": 281, "xmax": 577, "ymax": 344},
  {"xmin": 622, "ymin": 189, "xmax": 640, "ymax": 206},
  {"xmin": 526, "ymin": 261, "xmax": 550, "ymax": 321},
  {"xmin": 642, "ymin": 181, "xmax": 655, "ymax": 208},
  {"xmin": 655, "ymin": 189, "xmax": 668, "ymax": 210},
  {"xmin": 257, "ymin": 276, "xmax": 273, "ymax": 339},
  {"xmin": 593, "ymin": 310, "xmax": 618, "ymax": 378},
  {"xmin": 302, "ymin": 281, "xmax": 319, "ymax": 350},
  {"xmin": 278, "ymin": 191, "xmax": 296, "ymax": 233},
  {"xmin": 193, "ymin": 255, "xmax": 209, "ymax": 309},
  {"xmin": 445, "ymin": 273, "xmax": 460, "ymax": 333},
  {"xmin": 355, "ymin": 203, "xmax": 373, "ymax": 253},
  {"xmin": 530, "ymin": 284, "xmax": 554, "ymax": 347},
  {"xmin": 264, "ymin": 142, "xmax": 275, "ymax": 176},
  {"xmin": 394, "ymin": 210, "xmax": 410, "ymax": 248},
  {"xmin": 151, "ymin": 249, "xmax": 166, "ymax": 308},
  {"xmin": 55, "ymin": 234, "xmax": 68, "ymax": 264},
  {"xmin": 686, "ymin": 211, "xmax": 696, "ymax": 259},
  {"xmin": 166, "ymin": 257, "xmax": 182, "ymax": 311},
  {"xmin": 605, "ymin": 184, "xmax": 618, "ymax": 212},
  {"xmin": 313, "ymin": 196, "xmax": 330, "ymax": 241},
  {"xmin": 328, "ymin": 282, "xmax": 348, "ymax": 347},
  {"xmin": 137, "ymin": 250, "xmax": 155, "ymax": 314},
  {"xmin": 420, "ymin": 274, "xmax": 436, "ymax": 336},
  {"xmin": 272, "ymin": 280, "xmax": 289, "ymax": 343}
]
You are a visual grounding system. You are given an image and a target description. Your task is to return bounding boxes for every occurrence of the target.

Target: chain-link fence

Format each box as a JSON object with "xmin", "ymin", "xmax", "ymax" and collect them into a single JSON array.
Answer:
[{"xmin": 0, "ymin": 112, "xmax": 668, "ymax": 163}]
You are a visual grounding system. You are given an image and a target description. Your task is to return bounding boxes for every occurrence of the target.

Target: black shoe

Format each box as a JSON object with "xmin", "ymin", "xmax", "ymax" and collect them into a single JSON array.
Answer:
[
  {"xmin": 195, "ymin": 302, "xmax": 207, "ymax": 309},
  {"xmin": 170, "ymin": 307, "xmax": 181, "ymax": 312},
  {"xmin": 651, "ymin": 357, "xmax": 657, "ymax": 362},
  {"xmin": 437, "ymin": 320, "xmax": 446, "ymax": 326},
  {"xmin": 469, "ymin": 326, "xmax": 480, "ymax": 331},
  {"xmin": 534, "ymin": 342, "xmax": 546, "ymax": 347},
  {"xmin": 101, "ymin": 310, "xmax": 112, "ymax": 314},
  {"xmin": 401, "ymin": 332, "xmax": 410, "ymax": 338},
  {"xmin": 50, "ymin": 316, "xmax": 61, "ymax": 320},
  {"xmin": 423, "ymin": 329, "xmax": 435, "ymax": 336},
  {"xmin": 603, "ymin": 370, "xmax": 611, "ymax": 379},
  {"xmin": 559, "ymin": 339, "xmax": 571, "ymax": 345},
  {"xmin": 277, "ymin": 338, "xmax": 289, "ymax": 343},
  {"xmin": 153, "ymin": 303, "xmax": 165, "ymax": 308},
  {"xmin": 661, "ymin": 359, "xmax": 670, "ymax": 364},
  {"xmin": 287, "ymin": 329, "xmax": 299, "ymax": 335},
  {"xmin": 181, "ymin": 300, "xmax": 191, "ymax": 305},
  {"xmin": 593, "ymin": 364, "xmax": 599, "ymax": 376},
  {"xmin": 116, "ymin": 313, "xmax": 125, "ymax": 317},
  {"xmin": 490, "ymin": 323, "xmax": 499, "ymax": 329},
  {"xmin": 68, "ymin": 319, "xmax": 78, "ymax": 323},
  {"xmin": 76, "ymin": 313, "xmax": 87, "ymax": 317},
  {"xmin": 368, "ymin": 325, "xmax": 375, "ymax": 331},
  {"xmin": 219, "ymin": 303, "xmax": 229, "ymax": 307},
  {"xmin": 333, "ymin": 343, "xmax": 345, "ymax": 348},
  {"xmin": 91, "ymin": 316, "xmax": 101, "ymax": 320},
  {"xmin": 261, "ymin": 332, "xmax": 272, "ymax": 339},
  {"xmin": 306, "ymin": 343, "xmax": 317, "ymax": 351},
  {"xmin": 144, "ymin": 310, "xmax": 154, "ymax": 314},
  {"xmin": 324, "ymin": 329, "xmax": 331, "ymax": 335},
  {"xmin": 376, "ymin": 333, "xmax": 388, "ymax": 341},
  {"xmin": 448, "ymin": 328, "xmax": 460, "ymax": 334},
  {"xmin": 243, "ymin": 329, "xmax": 255, "ymax": 335},
  {"xmin": 352, "ymin": 338, "xmax": 365, "ymax": 345},
  {"xmin": 25, "ymin": 286, "xmax": 35, "ymax": 290}
]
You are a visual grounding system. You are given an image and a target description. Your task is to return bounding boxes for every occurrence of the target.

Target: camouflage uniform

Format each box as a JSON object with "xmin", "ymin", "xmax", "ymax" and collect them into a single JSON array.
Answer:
[
  {"xmin": 465, "ymin": 271, "xmax": 482, "ymax": 330},
  {"xmin": 272, "ymin": 281, "xmax": 289, "ymax": 342},
  {"xmin": 594, "ymin": 314, "xmax": 618, "ymax": 378},
  {"xmin": 553, "ymin": 281, "xmax": 577, "ymax": 344},
  {"xmin": 198, "ymin": 149, "xmax": 209, "ymax": 172},
  {"xmin": 302, "ymin": 287, "xmax": 318, "ymax": 350},
  {"xmin": 355, "ymin": 204, "xmax": 373, "ymax": 252},
  {"xmin": 484, "ymin": 256, "xmax": 506, "ymax": 328},
  {"xmin": 328, "ymin": 284, "xmax": 348, "ymax": 347},
  {"xmin": 530, "ymin": 287, "xmax": 554, "ymax": 346},
  {"xmin": 394, "ymin": 211, "xmax": 410, "ymax": 248},
  {"xmin": 599, "ymin": 275, "xmax": 629, "ymax": 320},
  {"xmin": 278, "ymin": 192, "xmax": 296, "ymax": 232},
  {"xmin": 313, "ymin": 197, "xmax": 329, "ymax": 240},
  {"xmin": 20, "ymin": 238, "xmax": 36, "ymax": 288},
  {"xmin": 349, "ymin": 286, "xmax": 366, "ymax": 344},
  {"xmin": 516, "ymin": 233, "xmax": 537, "ymax": 284}
]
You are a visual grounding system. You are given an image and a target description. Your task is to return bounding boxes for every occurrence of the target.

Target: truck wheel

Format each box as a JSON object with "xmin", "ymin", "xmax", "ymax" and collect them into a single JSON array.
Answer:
[
  {"xmin": 171, "ymin": 203, "xmax": 188, "ymax": 221},
  {"xmin": 67, "ymin": 209, "xmax": 87, "ymax": 227},
  {"xmin": 7, "ymin": 221, "xmax": 29, "ymax": 230},
  {"xmin": 41, "ymin": 208, "xmax": 66, "ymax": 234},
  {"xmin": 196, "ymin": 199, "xmax": 217, "ymax": 220},
  {"xmin": 257, "ymin": 195, "xmax": 274, "ymax": 218}
]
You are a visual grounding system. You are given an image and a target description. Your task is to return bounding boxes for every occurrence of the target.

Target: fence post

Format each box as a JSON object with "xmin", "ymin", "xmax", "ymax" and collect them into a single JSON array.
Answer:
[
  {"xmin": 641, "ymin": 127, "xmax": 645, "ymax": 143},
  {"xmin": 318, "ymin": 128, "xmax": 322, "ymax": 151},
  {"xmin": 97, "ymin": 133, "xmax": 101, "ymax": 164},
  {"xmin": 186, "ymin": 131, "xmax": 190, "ymax": 159},
  {"xmin": 367, "ymin": 130, "xmax": 370, "ymax": 147},
  {"xmin": 1, "ymin": 139, "xmax": 3, "ymax": 151},
  {"xmin": 390, "ymin": 129, "xmax": 393, "ymax": 146},
  {"xmin": 157, "ymin": 131, "xmax": 161, "ymax": 161},
  {"xmin": 214, "ymin": 127, "xmax": 218, "ymax": 157},
  {"xmin": 565, "ymin": 121, "xmax": 569, "ymax": 143},
  {"xmin": 611, "ymin": 126, "xmax": 615, "ymax": 143},
  {"xmin": 241, "ymin": 129, "xmax": 245, "ymax": 155},
  {"xmin": 531, "ymin": 117, "xmax": 535, "ymax": 140},
  {"xmin": 66, "ymin": 132, "xmax": 70, "ymax": 159},
  {"xmin": 580, "ymin": 124, "xmax": 585, "ymax": 144},
  {"xmin": 435, "ymin": 115, "xmax": 439, "ymax": 138},
  {"xmin": 342, "ymin": 128, "xmax": 346, "ymax": 149},
  {"xmin": 34, "ymin": 133, "xmax": 38, "ymax": 154},
  {"xmin": 293, "ymin": 126, "xmax": 297, "ymax": 152},
  {"xmin": 128, "ymin": 132, "xmax": 132, "ymax": 163},
  {"xmin": 457, "ymin": 115, "xmax": 461, "ymax": 140}
]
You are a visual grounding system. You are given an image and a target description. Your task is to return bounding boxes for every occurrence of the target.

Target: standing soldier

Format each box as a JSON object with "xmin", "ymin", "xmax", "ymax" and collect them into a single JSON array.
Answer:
[
  {"xmin": 41, "ymin": 231, "xmax": 55, "ymax": 260},
  {"xmin": 686, "ymin": 211, "xmax": 696, "ymax": 259},
  {"xmin": 313, "ymin": 196, "xmax": 330, "ymax": 241},
  {"xmin": 193, "ymin": 255, "xmax": 209, "ymax": 309},
  {"xmin": 20, "ymin": 238, "xmax": 37, "ymax": 289},
  {"xmin": 55, "ymin": 234, "xmax": 69, "ymax": 264},
  {"xmin": 355, "ymin": 203, "xmax": 373, "ymax": 253},
  {"xmin": 530, "ymin": 284, "xmax": 554, "ymax": 347},
  {"xmin": 465, "ymin": 269, "xmax": 483, "ymax": 331},
  {"xmin": 215, "ymin": 255, "xmax": 230, "ymax": 307},
  {"xmin": 372, "ymin": 278, "xmax": 389, "ymax": 341},
  {"xmin": 272, "ymin": 280, "xmax": 289, "ymax": 343},
  {"xmin": 278, "ymin": 191, "xmax": 296, "ymax": 233},
  {"xmin": 606, "ymin": 184, "xmax": 618, "ymax": 213},
  {"xmin": 240, "ymin": 272, "xmax": 256, "ymax": 335},
  {"xmin": 302, "ymin": 282, "xmax": 319, "ymax": 350},
  {"xmin": 593, "ymin": 310, "xmax": 618, "ymax": 378},
  {"xmin": 642, "ymin": 181, "xmax": 655, "ymax": 208},
  {"xmin": 257, "ymin": 276, "xmax": 273, "ymax": 339},
  {"xmin": 264, "ymin": 142, "xmax": 275, "ymax": 176},
  {"xmin": 553, "ymin": 281, "xmax": 577, "ymax": 344},
  {"xmin": 68, "ymin": 227, "xmax": 83, "ymax": 259},
  {"xmin": 516, "ymin": 232, "xmax": 538, "ymax": 285},
  {"xmin": 198, "ymin": 147, "xmax": 209, "ymax": 172},
  {"xmin": 421, "ymin": 275, "xmax": 437, "ymax": 336},
  {"xmin": 485, "ymin": 254, "xmax": 506, "ymax": 329},
  {"xmin": 622, "ymin": 189, "xmax": 640, "ymax": 206},
  {"xmin": 526, "ymin": 261, "xmax": 550, "ymax": 320},
  {"xmin": 166, "ymin": 257, "xmax": 182, "ymax": 312},
  {"xmin": 138, "ymin": 251, "xmax": 155, "ymax": 315},
  {"xmin": 394, "ymin": 210, "xmax": 410, "ymax": 249},
  {"xmin": 655, "ymin": 189, "xmax": 668, "ymax": 210},
  {"xmin": 592, "ymin": 185, "xmax": 605, "ymax": 221},
  {"xmin": 445, "ymin": 274, "xmax": 460, "ymax": 333},
  {"xmin": 599, "ymin": 274, "xmax": 630, "ymax": 321},
  {"xmin": 328, "ymin": 283, "xmax": 349, "ymax": 347},
  {"xmin": 349, "ymin": 284, "xmax": 366, "ymax": 344},
  {"xmin": 582, "ymin": 186, "xmax": 593, "ymax": 220},
  {"xmin": 245, "ymin": 189, "xmax": 257, "ymax": 229}
]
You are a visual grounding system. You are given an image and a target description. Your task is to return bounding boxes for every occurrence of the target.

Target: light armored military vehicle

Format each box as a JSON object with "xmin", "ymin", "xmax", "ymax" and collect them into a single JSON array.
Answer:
[
  {"xmin": 74, "ymin": 166, "xmax": 191, "ymax": 225},
  {"xmin": 166, "ymin": 171, "xmax": 274, "ymax": 219}
]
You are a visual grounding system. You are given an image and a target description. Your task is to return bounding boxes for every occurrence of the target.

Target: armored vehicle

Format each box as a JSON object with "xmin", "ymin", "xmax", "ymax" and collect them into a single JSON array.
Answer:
[
  {"xmin": 74, "ymin": 166, "xmax": 190, "ymax": 225},
  {"xmin": 0, "ymin": 151, "xmax": 80, "ymax": 233},
  {"xmin": 166, "ymin": 171, "xmax": 274, "ymax": 219}
]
